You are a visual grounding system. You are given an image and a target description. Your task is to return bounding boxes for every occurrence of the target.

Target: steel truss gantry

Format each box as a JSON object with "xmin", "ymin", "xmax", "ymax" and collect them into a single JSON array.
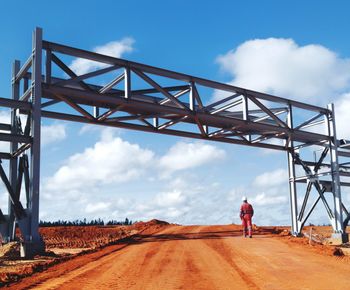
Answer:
[{"xmin": 0, "ymin": 28, "xmax": 349, "ymax": 256}]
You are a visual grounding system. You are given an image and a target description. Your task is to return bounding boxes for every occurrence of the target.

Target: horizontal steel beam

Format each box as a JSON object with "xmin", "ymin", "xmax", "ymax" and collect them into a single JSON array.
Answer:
[
  {"xmin": 26, "ymin": 72, "xmax": 190, "ymax": 101},
  {"xmin": 294, "ymin": 159, "xmax": 350, "ymax": 171},
  {"xmin": 42, "ymin": 85, "xmax": 330, "ymax": 145},
  {"xmin": 0, "ymin": 97, "xmax": 31, "ymax": 110},
  {"xmin": 0, "ymin": 132, "xmax": 31, "ymax": 143},
  {"xmin": 294, "ymin": 179, "xmax": 350, "ymax": 187},
  {"xmin": 0, "ymin": 153, "xmax": 12, "ymax": 159},
  {"xmin": 41, "ymin": 110, "xmax": 287, "ymax": 151},
  {"xmin": 42, "ymin": 40, "xmax": 328, "ymax": 113},
  {"xmin": 0, "ymin": 123, "xmax": 12, "ymax": 131},
  {"xmin": 338, "ymin": 150, "xmax": 350, "ymax": 158}
]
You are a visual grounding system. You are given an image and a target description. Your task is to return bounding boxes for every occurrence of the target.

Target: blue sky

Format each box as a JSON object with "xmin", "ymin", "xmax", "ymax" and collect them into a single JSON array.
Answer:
[{"xmin": 1, "ymin": 1, "xmax": 350, "ymax": 226}]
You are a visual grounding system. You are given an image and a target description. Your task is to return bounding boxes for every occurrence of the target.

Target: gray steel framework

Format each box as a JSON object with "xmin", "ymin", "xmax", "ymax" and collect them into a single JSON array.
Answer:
[{"xmin": 0, "ymin": 28, "xmax": 349, "ymax": 256}]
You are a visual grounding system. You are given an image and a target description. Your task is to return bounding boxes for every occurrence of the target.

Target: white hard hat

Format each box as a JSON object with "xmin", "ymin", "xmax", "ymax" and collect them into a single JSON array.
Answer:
[{"xmin": 242, "ymin": 196, "xmax": 247, "ymax": 202}]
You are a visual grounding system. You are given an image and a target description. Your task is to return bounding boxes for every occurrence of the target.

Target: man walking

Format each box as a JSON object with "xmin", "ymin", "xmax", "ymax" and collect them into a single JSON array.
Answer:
[{"xmin": 240, "ymin": 196, "xmax": 254, "ymax": 238}]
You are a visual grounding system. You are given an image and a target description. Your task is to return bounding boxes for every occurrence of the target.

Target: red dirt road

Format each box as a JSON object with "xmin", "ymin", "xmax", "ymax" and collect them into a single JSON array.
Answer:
[{"xmin": 9, "ymin": 225, "xmax": 350, "ymax": 289}]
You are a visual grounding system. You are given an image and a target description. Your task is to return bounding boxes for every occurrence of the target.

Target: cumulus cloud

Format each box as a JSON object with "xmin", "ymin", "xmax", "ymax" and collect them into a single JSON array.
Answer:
[
  {"xmin": 38, "ymin": 38, "xmax": 350, "ymax": 226},
  {"xmin": 43, "ymin": 129, "xmax": 154, "ymax": 194},
  {"xmin": 228, "ymin": 167, "xmax": 333, "ymax": 226},
  {"xmin": 0, "ymin": 110, "xmax": 10, "ymax": 124},
  {"xmin": 41, "ymin": 124, "xmax": 67, "ymax": 146},
  {"xmin": 86, "ymin": 202, "xmax": 111, "ymax": 214},
  {"xmin": 216, "ymin": 38, "xmax": 350, "ymax": 103},
  {"xmin": 154, "ymin": 189, "xmax": 187, "ymax": 207},
  {"xmin": 250, "ymin": 192, "xmax": 288, "ymax": 206},
  {"xmin": 334, "ymin": 93, "xmax": 350, "ymax": 139},
  {"xmin": 129, "ymin": 177, "xmax": 222, "ymax": 223},
  {"xmin": 70, "ymin": 38, "xmax": 134, "ymax": 75},
  {"xmin": 159, "ymin": 141, "xmax": 226, "ymax": 175},
  {"xmin": 215, "ymin": 37, "xmax": 350, "ymax": 155},
  {"xmin": 40, "ymin": 131, "xmax": 229, "ymax": 222},
  {"xmin": 225, "ymin": 168, "xmax": 292, "ymax": 225},
  {"xmin": 253, "ymin": 168, "xmax": 288, "ymax": 188}
]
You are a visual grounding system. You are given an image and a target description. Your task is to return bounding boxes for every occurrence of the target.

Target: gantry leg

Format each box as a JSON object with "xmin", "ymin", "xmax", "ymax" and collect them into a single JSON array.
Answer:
[
  {"xmin": 327, "ymin": 104, "xmax": 348, "ymax": 243},
  {"xmin": 286, "ymin": 105, "xmax": 301, "ymax": 236}
]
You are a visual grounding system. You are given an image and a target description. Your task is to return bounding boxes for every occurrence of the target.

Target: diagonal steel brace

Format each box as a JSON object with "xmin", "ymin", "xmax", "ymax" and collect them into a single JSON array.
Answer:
[{"xmin": 0, "ymin": 160, "xmax": 26, "ymax": 219}]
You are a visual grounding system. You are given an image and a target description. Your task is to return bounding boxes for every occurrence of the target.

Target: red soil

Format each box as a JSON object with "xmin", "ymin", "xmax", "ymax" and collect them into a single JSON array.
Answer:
[
  {"xmin": 0, "ymin": 219, "xmax": 170, "ymax": 286},
  {"xmin": 1, "ymin": 222, "xmax": 350, "ymax": 289}
]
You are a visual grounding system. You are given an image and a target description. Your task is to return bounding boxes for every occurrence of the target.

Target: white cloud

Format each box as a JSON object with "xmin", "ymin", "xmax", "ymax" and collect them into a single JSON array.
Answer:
[
  {"xmin": 228, "ymin": 170, "xmax": 291, "ymax": 225},
  {"xmin": 250, "ymin": 192, "xmax": 288, "ymax": 206},
  {"xmin": 215, "ymin": 38, "xmax": 350, "ymax": 156},
  {"xmin": 70, "ymin": 38, "xmax": 134, "ymax": 75},
  {"xmin": 40, "ymin": 133, "xmax": 229, "ymax": 222},
  {"xmin": 41, "ymin": 124, "xmax": 67, "ymax": 146},
  {"xmin": 43, "ymin": 129, "xmax": 154, "ymax": 193},
  {"xmin": 253, "ymin": 168, "xmax": 288, "ymax": 188},
  {"xmin": 154, "ymin": 189, "xmax": 186, "ymax": 207},
  {"xmin": 78, "ymin": 124, "xmax": 123, "ymax": 137},
  {"xmin": 216, "ymin": 38, "xmax": 350, "ymax": 103},
  {"xmin": 78, "ymin": 124, "xmax": 103, "ymax": 135},
  {"xmin": 159, "ymin": 141, "xmax": 226, "ymax": 175},
  {"xmin": 37, "ymin": 38, "xmax": 350, "ymax": 227},
  {"xmin": 334, "ymin": 93, "xmax": 350, "ymax": 139},
  {"xmin": 86, "ymin": 202, "xmax": 111, "ymax": 214},
  {"xmin": 0, "ymin": 110, "xmax": 10, "ymax": 124}
]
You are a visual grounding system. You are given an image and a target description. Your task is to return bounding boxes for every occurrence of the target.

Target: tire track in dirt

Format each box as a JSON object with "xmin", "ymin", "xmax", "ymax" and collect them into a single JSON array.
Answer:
[
  {"xmin": 181, "ymin": 231, "xmax": 254, "ymax": 289},
  {"xmin": 8, "ymin": 224, "xmax": 350, "ymax": 290},
  {"xmin": 10, "ymin": 243, "xmax": 131, "ymax": 290},
  {"xmin": 202, "ymin": 240, "xmax": 260, "ymax": 288},
  {"xmin": 199, "ymin": 225, "xmax": 265, "ymax": 289},
  {"xmin": 50, "ymin": 225, "xmax": 194, "ymax": 290},
  {"xmin": 200, "ymin": 225, "xmax": 350, "ymax": 290},
  {"xmin": 30, "ymin": 226, "xmax": 179, "ymax": 290}
]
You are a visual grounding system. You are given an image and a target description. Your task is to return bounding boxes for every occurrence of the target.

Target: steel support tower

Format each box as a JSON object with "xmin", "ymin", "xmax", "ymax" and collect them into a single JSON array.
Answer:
[{"xmin": 0, "ymin": 28, "xmax": 349, "ymax": 257}]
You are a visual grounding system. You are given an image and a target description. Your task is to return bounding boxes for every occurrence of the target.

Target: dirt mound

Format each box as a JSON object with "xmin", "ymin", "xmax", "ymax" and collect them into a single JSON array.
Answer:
[
  {"xmin": 133, "ymin": 219, "xmax": 171, "ymax": 234},
  {"xmin": 40, "ymin": 225, "xmax": 134, "ymax": 249},
  {"xmin": 280, "ymin": 234, "xmax": 345, "ymax": 257},
  {"xmin": 134, "ymin": 219, "xmax": 169, "ymax": 226},
  {"xmin": 0, "ymin": 242, "xmax": 20, "ymax": 260},
  {"xmin": 279, "ymin": 229, "xmax": 291, "ymax": 236},
  {"xmin": 144, "ymin": 219, "xmax": 169, "ymax": 226}
]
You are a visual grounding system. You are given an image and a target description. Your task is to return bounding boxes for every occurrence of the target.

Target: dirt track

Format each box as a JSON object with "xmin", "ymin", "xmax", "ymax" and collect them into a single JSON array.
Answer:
[{"xmin": 8, "ymin": 225, "xmax": 350, "ymax": 289}]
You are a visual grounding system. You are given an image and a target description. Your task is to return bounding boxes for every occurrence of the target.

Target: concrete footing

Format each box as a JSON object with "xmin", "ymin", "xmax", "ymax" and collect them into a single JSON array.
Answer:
[
  {"xmin": 328, "ymin": 233, "xmax": 349, "ymax": 245},
  {"xmin": 20, "ymin": 239, "xmax": 45, "ymax": 259}
]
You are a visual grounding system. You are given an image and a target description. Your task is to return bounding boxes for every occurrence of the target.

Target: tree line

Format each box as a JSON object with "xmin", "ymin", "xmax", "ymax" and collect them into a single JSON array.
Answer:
[{"xmin": 39, "ymin": 217, "xmax": 134, "ymax": 227}]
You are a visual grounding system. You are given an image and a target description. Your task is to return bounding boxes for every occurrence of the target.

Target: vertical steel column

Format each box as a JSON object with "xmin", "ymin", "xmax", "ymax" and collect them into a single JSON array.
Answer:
[
  {"xmin": 242, "ymin": 95, "xmax": 250, "ymax": 141},
  {"xmin": 27, "ymin": 27, "xmax": 44, "ymax": 254},
  {"xmin": 327, "ymin": 103, "xmax": 344, "ymax": 234},
  {"xmin": 93, "ymin": 107, "xmax": 100, "ymax": 118},
  {"xmin": 124, "ymin": 67, "xmax": 131, "ymax": 99},
  {"xmin": 286, "ymin": 104, "xmax": 300, "ymax": 235},
  {"xmin": 189, "ymin": 81, "xmax": 195, "ymax": 110},
  {"xmin": 8, "ymin": 60, "xmax": 21, "ymax": 241},
  {"xmin": 45, "ymin": 49, "xmax": 52, "ymax": 85}
]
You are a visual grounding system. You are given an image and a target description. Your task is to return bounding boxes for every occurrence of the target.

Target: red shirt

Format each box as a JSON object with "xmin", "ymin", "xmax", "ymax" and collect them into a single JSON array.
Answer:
[{"xmin": 240, "ymin": 202, "xmax": 254, "ymax": 217}]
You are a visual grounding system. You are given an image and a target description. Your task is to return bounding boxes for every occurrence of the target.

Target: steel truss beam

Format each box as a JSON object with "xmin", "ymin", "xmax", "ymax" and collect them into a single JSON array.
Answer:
[{"xmin": 0, "ymin": 28, "xmax": 349, "ymax": 257}]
